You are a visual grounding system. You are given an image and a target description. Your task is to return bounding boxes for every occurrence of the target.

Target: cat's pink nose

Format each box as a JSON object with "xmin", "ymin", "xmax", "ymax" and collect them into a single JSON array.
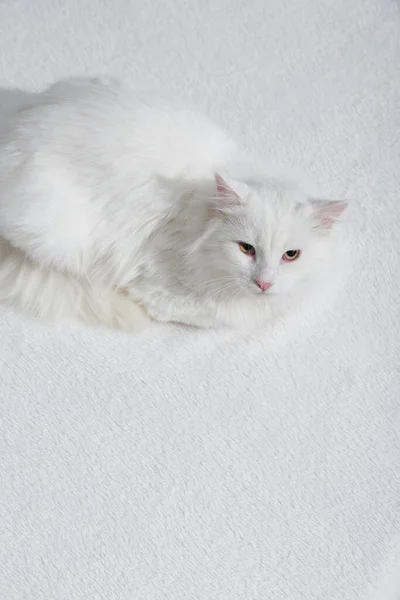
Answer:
[{"xmin": 256, "ymin": 280, "xmax": 273, "ymax": 292}]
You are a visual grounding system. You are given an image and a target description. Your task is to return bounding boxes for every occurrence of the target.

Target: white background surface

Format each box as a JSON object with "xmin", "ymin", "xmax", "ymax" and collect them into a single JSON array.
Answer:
[{"xmin": 0, "ymin": 1, "xmax": 399, "ymax": 599}]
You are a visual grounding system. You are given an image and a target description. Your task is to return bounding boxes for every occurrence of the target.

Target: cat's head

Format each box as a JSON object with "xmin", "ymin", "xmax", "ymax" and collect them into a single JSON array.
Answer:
[{"xmin": 188, "ymin": 174, "xmax": 347, "ymax": 302}]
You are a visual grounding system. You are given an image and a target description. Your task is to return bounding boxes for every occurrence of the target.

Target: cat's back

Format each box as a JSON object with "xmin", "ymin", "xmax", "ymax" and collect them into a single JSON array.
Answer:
[
  {"xmin": 0, "ymin": 78, "xmax": 241, "ymax": 275},
  {"xmin": 0, "ymin": 78, "xmax": 238, "ymax": 180}
]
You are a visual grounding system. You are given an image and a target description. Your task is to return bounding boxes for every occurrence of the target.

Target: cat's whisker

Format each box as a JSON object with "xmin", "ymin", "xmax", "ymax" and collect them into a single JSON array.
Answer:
[
  {"xmin": 192, "ymin": 277, "xmax": 238, "ymax": 292},
  {"xmin": 190, "ymin": 276, "xmax": 239, "ymax": 296},
  {"xmin": 205, "ymin": 281, "xmax": 242, "ymax": 302}
]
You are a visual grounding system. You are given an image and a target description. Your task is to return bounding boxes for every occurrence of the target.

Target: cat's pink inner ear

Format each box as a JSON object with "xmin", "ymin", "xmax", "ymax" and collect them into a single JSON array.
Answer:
[
  {"xmin": 215, "ymin": 174, "xmax": 242, "ymax": 210},
  {"xmin": 311, "ymin": 200, "xmax": 348, "ymax": 231}
]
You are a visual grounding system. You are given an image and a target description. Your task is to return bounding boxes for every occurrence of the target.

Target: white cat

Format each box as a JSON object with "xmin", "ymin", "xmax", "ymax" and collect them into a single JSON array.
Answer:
[{"xmin": 0, "ymin": 77, "xmax": 347, "ymax": 330}]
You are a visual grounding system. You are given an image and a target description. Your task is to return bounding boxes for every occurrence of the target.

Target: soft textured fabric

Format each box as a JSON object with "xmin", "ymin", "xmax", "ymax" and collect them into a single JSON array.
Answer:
[{"xmin": 0, "ymin": 1, "xmax": 399, "ymax": 599}]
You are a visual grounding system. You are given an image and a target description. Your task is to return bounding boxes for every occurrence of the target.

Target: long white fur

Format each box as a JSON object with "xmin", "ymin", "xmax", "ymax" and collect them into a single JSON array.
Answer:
[{"xmin": 0, "ymin": 77, "xmax": 347, "ymax": 330}]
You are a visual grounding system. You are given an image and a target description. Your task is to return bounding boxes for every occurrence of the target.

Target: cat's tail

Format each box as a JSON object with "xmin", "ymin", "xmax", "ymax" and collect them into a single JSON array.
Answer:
[{"xmin": 0, "ymin": 237, "xmax": 151, "ymax": 330}]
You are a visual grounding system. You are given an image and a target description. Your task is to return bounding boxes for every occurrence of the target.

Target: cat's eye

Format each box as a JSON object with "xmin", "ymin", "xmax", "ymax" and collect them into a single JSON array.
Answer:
[
  {"xmin": 282, "ymin": 249, "xmax": 301, "ymax": 261},
  {"xmin": 238, "ymin": 242, "xmax": 256, "ymax": 256}
]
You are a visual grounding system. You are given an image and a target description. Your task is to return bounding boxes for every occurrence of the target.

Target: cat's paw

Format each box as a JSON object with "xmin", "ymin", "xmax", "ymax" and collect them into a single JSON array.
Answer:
[{"xmin": 111, "ymin": 294, "xmax": 152, "ymax": 331}]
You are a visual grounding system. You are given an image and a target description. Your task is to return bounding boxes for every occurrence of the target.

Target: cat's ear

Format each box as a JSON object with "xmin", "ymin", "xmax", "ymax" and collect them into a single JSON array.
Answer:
[
  {"xmin": 213, "ymin": 174, "xmax": 245, "ymax": 213},
  {"xmin": 310, "ymin": 199, "xmax": 348, "ymax": 233}
]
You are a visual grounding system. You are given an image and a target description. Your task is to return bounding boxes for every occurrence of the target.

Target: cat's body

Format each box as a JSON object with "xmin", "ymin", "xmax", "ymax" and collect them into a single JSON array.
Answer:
[{"xmin": 0, "ymin": 78, "xmax": 347, "ymax": 330}]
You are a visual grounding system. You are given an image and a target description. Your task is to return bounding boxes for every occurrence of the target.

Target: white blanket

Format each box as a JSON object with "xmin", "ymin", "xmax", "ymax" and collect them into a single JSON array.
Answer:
[{"xmin": 0, "ymin": 1, "xmax": 399, "ymax": 598}]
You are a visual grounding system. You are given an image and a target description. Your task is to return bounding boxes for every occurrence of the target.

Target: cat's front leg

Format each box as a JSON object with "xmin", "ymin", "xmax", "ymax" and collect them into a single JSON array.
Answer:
[{"xmin": 137, "ymin": 289, "xmax": 218, "ymax": 329}]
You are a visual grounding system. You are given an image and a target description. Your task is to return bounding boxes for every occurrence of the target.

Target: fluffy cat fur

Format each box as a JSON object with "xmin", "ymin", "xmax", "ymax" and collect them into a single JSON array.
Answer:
[{"xmin": 0, "ymin": 77, "xmax": 347, "ymax": 330}]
